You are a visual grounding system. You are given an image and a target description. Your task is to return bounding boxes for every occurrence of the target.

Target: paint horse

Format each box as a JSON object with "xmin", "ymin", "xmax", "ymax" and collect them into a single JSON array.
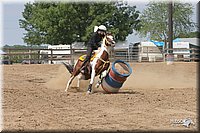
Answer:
[{"xmin": 63, "ymin": 34, "xmax": 115, "ymax": 94}]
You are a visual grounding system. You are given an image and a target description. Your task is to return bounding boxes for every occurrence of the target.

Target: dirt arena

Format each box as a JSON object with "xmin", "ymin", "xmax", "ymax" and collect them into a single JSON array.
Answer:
[{"xmin": 2, "ymin": 62, "xmax": 198, "ymax": 132}]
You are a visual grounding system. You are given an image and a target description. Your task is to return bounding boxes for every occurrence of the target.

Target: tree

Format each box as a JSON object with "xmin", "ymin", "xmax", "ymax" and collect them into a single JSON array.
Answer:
[
  {"xmin": 137, "ymin": 1, "xmax": 196, "ymax": 42},
  {"xmin": 178, "ymin": 31, "xmax": 199, "ymax": 38},
  {"xmin": 19, "ymin": 1, "xmax": 140, "ymax": 45}
]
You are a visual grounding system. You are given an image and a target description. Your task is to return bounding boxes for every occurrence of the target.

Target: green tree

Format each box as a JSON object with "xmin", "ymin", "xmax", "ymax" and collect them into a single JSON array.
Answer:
[
  {"xmin": 178, "ymin": 31, "xmax": 199, "ymax": 38},
  {"xmin": 138, "ymin": 1, "xmax": 195, "ymax": 42},
  {"xmin": 19, "ymin": 1, "xmax": 140, "ymax": 45}
]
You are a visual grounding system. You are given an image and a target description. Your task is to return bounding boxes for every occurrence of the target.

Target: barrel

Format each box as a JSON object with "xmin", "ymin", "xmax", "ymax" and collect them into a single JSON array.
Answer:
[{"xmin": 101, "ymin": 60, "xmax": 132, "ymax": 93}]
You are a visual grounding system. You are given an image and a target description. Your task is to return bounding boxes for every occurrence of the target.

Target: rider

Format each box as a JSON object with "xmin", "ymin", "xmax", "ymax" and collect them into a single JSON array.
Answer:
[{"xmin": 80, "ymin": 25, "xmax": 107, "ymax": 74}]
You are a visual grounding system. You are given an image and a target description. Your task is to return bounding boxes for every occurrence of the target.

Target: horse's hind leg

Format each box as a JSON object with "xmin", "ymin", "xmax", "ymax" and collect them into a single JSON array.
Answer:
[
  {"xmin": 65, "ymin": 60, "xmax": 82, "ymax": 92},
  {"xmin": 65, "ymin": 75, "xmax": 75, "ymax": 92}
]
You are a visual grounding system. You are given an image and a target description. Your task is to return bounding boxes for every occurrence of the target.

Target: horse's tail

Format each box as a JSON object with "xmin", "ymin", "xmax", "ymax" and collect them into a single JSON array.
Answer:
[{"xmin": 62, "ymin": 62, "xmax": 73, "ymax": 74}]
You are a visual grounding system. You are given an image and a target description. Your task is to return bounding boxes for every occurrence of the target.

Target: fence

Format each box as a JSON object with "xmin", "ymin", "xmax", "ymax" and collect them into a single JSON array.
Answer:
[
  {"xmin": 163, "ymin": 48, "xmax": 200, "ymax": 62},
  {"xmin": 114, "ymin": 46, "xmax": 163, "ymax": 62},
  {"xmin": 1, "ymin": 48, "xmax": 87, "ymax": 65},
  {"xmin": 1, "ymin": 46, "xmax": 199, "ymax": 64},
  {"xmin": 114, "ymin": 46, "xmax": 199, "ymax": 62}
]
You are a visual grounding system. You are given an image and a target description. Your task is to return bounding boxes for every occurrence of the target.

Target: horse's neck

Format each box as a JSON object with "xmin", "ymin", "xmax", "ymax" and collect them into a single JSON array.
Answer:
[
  {"xmin": 100, "ymin": 45, "xmax": 108, "ymax": 53},
  {"xmin": 100, "ymin": 40, "xmax": 111, "ymax": 54},
  {"xmin": 94, "ymin": 42, "xmax": 109, "ymax": 60}
]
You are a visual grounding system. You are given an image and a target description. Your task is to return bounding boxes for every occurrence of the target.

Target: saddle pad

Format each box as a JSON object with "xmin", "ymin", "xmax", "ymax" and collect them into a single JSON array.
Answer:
[{"xmin": 79, "ymin": 53, "xmax": 97, "ymax": 62}]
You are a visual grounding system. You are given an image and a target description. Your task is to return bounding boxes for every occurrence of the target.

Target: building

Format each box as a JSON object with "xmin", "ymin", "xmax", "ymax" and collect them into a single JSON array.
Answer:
[
  {"xmin": 114, "ymin": 41, "xmax": 164, "ymax": 62},
  {"xmin": 172, "ymin": 38, "xmax": 199, "ymax": 61},
  {"xmin": 129, "ymin": 41, "xmax": 163, "ymax": 62},
  {"xmin": 39, "ymin": 42, "xmax": 86, "ymax": 64}
]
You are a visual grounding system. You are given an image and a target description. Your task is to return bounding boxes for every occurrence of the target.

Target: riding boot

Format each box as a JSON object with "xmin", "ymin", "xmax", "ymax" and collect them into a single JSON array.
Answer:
[
  {"xmin": 81, "ymin": 61, "xmax": 89, "ymax": 74},
  {"xmin": 80, "ymin": 59, "xmax": 88, "ymax": 72},
  {"xmin": 83, "ymin": 65, "xmax": 88, "ymax": 74}
]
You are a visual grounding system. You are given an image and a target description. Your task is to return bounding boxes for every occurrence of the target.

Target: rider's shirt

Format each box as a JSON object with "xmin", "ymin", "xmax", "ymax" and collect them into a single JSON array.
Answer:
[{"xmin": 87, "ymin": 32, "xmax": 105, "ymax": 50}]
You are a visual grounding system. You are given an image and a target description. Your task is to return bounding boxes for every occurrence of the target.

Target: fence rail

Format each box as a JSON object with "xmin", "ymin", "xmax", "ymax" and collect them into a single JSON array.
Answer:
[
  {"xmin": 1, "ymin": 46, "xmax": 199, "ymax": 64},
  {"xmin": 1, "ymin": 48, "xmax": 87, "ymax": 64},
  {"xmin": 163, "ymin": 48, "xmax": 200, "ymax": 62}
]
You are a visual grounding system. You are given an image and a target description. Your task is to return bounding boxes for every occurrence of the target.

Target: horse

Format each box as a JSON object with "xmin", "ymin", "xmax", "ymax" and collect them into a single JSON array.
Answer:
[{"xmin": 63, "ymin": 33, "xmax": 115, "ymax": 94}]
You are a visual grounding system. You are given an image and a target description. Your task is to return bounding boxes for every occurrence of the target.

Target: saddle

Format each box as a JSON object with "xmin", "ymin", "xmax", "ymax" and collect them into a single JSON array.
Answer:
[{"xmin": 79, "ymin": 52, "xmax": 97, "ymax": 62}]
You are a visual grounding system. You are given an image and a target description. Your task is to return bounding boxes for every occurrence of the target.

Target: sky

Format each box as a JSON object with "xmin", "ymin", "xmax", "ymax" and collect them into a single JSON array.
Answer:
[{"xmin": 0, "ymin": 0, "xmax": 198, "ymax": 46}]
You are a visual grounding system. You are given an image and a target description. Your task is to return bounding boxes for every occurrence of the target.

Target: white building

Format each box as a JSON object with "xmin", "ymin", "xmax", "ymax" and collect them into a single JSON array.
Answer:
[
  {"xmin": 40, "ymin": 42, "xmax": 86, "ymax": 64},
  {"xmin": 172, "ymin": 38, "xmax": 199, "ymax": 61},
  {"xmin": 129, "ymin": 41, "xmax": 163, "ymax": 62}
]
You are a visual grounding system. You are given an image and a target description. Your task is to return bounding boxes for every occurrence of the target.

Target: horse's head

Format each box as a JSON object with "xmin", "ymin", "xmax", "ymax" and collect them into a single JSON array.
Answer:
[{"xmin": 103, "ymin": 33, "xmax": 115, "ymax": 47}]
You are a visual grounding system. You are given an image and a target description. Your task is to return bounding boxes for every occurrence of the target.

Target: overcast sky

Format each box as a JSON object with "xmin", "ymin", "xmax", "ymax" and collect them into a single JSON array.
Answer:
[{"xmin": 0, "ymin": 0, "xmax": 198, "ymax": 46}]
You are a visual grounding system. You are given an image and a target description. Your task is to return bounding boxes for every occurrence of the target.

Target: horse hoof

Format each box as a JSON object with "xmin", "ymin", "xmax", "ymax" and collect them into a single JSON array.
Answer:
[
  {"xmin": 95, "ymin": 81, "xmax": 101, "ymax": 88},
  {"xmin": 86, "ymin": 90, "xmax": 92, "ymax": 94},
  {"xmin": 95, "ymin": 83, "xmax": 100, "ymax": 88}
]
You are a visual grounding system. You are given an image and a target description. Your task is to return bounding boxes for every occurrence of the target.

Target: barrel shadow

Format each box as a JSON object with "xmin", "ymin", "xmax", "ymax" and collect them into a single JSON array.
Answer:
[{"xmin": 102, "ymin": 90, "xmax": 144, "ymax": 95}]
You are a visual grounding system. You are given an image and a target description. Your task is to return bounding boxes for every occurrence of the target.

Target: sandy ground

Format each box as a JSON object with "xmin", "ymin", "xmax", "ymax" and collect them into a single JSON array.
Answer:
[{"xmin": 2, "ymin": 62, "xmax": 198, "ymax": 132}]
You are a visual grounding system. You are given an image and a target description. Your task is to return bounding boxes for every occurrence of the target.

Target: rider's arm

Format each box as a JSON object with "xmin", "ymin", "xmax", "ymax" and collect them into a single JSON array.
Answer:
[{"xmin": 87, "ymin": 32, "xmax": 98, "ymax": 48}]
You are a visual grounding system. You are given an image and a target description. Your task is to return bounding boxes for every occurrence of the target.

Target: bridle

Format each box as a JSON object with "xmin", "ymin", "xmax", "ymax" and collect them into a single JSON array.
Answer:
[{"xmin": 104, "ymin": 35, "xmax": 115, "ymax": 47}]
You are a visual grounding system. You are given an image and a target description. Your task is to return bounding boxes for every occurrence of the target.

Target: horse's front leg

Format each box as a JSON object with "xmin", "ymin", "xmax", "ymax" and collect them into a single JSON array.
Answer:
[
  {"xmin": 87, "ymin": 65, "xmax": 96, "ymax": 94},
  {"xmin": 95, "ymin": 70, "xmax": 107, "ymax": 88}
]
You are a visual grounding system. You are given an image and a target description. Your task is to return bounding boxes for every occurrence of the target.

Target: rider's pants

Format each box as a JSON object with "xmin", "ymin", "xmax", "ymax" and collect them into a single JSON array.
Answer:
[{"xmin": 82, "ymin": 46, "xmax": 93, "ymax": 68}]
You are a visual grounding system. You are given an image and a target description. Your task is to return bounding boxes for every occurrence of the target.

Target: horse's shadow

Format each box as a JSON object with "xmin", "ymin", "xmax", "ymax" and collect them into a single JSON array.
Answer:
[{"xmin": 68, "ymin": 87, "xmax": 86, "ymax": 93}]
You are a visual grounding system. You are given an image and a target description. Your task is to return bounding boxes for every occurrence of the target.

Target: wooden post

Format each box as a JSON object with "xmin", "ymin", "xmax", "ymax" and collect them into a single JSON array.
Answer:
[
  {"xmin": 168, "ymin": 1, "xmax": 173, "ymax": 54},
  {"xmin": 167, "ymin": 1, "xmax": 174, "ymax": 65},
  {"xmin": 29, "ymin": 49, "xmax": 31, "ymax": 64},
  {"xmin": 50, "ymin": 49, "xmax": 53, "ymax": 64},
  {"xmin": 191, "ymin": 48, "xmax": 195, "ymax": 62},
  {"xmin": 8, "ymin": 49, "xmax": 11, "ymax": 61},
  {"xmin": 38, "ymin": 50, "xmax": 40, "ymax": 63},
  {"xmin": 70, "ymin": 45, "xmax": 74, "ymax": 65},
  {"xmin": 147, "ymin": 47, "xmax": 149, "ymax": 61}
]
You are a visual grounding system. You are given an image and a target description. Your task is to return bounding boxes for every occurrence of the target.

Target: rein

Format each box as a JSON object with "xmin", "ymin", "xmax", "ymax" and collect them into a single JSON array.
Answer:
[
  {"xmin": 105, "ymin": 38, "xmax": 110, "ymax": 45},
  {"xmin": 96, "ymin": 57, "xmax": 110, "ymax": 76}
]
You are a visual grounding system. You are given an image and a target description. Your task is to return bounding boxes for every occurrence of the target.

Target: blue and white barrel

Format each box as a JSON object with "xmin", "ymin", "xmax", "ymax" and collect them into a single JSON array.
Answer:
[{"xmin": 101, "ymin": 60, "xmax": 132, "ymax": 93}]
